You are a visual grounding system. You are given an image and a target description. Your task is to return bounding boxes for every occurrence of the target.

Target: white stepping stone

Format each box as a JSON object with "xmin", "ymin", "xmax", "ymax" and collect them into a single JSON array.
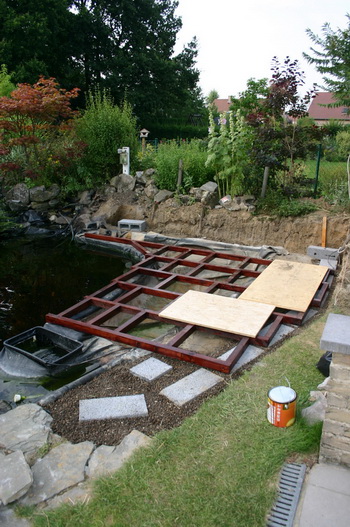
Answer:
[
  {"xmin": 130, "ymin": 357, "xmax": 173, "ymax": 381},
  {"xmin": 160, "ymin": 368, "xmax": 223, "ymax": 406},
  {"xmin": 79, "ymin": 394, "xmax": 148, "ymax": 421}
]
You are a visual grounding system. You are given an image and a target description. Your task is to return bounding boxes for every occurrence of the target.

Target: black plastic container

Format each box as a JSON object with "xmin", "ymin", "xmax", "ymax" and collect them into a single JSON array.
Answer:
[{"xmin": 3, "ymin": 326, "xmax": 83, "ymax": 370}]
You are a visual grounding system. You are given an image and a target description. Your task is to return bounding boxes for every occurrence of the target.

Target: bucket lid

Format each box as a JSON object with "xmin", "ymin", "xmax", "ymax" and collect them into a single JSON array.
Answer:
[{"xmin": 268, "ymin": 386, "xmax": 296, "ymax": 403}]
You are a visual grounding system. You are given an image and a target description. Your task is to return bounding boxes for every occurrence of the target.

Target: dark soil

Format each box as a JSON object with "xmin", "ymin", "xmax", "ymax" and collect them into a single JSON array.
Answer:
[{"xmin": 44, "ymin": 355, "xmax": 230, "ymax": 446}]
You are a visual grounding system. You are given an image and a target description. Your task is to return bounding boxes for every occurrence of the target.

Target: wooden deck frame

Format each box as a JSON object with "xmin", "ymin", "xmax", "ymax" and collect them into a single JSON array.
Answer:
[{"xmin": 46, "ymin": 234, "xmax": 333, "ymax": 373}]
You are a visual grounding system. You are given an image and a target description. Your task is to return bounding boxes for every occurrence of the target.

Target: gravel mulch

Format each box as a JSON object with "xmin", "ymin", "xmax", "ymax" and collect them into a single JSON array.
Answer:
[{"xmin": 44, "ymin": 356, "xmax": 230, "ymax": 446}]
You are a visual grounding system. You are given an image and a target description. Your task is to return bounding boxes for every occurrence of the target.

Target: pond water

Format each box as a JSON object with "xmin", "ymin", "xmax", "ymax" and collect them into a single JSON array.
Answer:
[{"xmin": 0, "ymin": 234, "xmax": 127, "ymax": 404}]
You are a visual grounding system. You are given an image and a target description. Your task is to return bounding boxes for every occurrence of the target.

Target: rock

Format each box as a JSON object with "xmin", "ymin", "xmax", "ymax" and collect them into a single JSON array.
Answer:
[
  {"xmin": 0, "ymin": 507, "xmax": 32, "ymax": 526},
  {"xmin": 0, "ymin": 403, "xmax": 52, "ymax": 459},
  {"xmin": 110, "ymin": 174, "xmax": 136, "ymax": 192},
  {"xmin": 154, "ymin": 189, "xmax": 174, "ymax": 203},
  {"xmin": 135, "ymin": 171, "xmax": 147, "ymax": 185},
  {"xmin": 86, "ymin": 430, "xmax": 152, "ymax": 478},
  {"xmin": 0, "ymin": 451, "xmax": 33, "ymax": 505},
  {"xmin": 5, "ymin": 183, "xmax": 30, "ymax": 206},
  {"xmin": 29, "ymin": 184, "xmax": 60, "ymax": 203},
  {"xmin": 20, "ymin": 441, "xmax": 94, "ymax": 505},
  {"xmin": 143, "ymin": 168, "xmax": 155, "ymax": 178},
  {"xmin": 144, "ymin": 182, "xmax": 159, "ymax": 199},
  {"xmin": 200, "ymin": 181, "xmax": 218, "ymax": 193},
  {"xmin": 318, "ymin": 377, "xmax": 330, "ymax": 390},
  {"xmin": 302, "ymin": 392, "xmax": 327, "ymax": 425},
  {"xmin": 78, "ymin": 190, "xmax": 94, "ymax": 205},
  {"xmin": 18, "ymin": 210, "xmax": 44, "ymax": 225},
  {"xmin": 0, "ymin": 400, "xmax": 12, "ymax": 415}
]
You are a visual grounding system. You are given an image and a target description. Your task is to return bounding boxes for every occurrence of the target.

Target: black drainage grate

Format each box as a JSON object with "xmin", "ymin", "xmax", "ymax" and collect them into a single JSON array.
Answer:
[{"xmin": 267, "ymin": 462, "xmax": 306, "ymax": 527}]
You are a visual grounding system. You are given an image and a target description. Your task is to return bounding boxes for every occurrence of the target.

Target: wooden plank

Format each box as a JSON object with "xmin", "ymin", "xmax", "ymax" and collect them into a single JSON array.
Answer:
[
  {"xmin": 240, "ymin": 259, "xmax": 328, "ymax": 312},
  {"xmin": 158, "ymin": 290, "xmax": 275, "ymax": 338}
]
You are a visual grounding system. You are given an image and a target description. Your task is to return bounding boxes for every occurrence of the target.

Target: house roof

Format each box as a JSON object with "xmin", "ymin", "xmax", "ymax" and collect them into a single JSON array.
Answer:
[
  {"xmin": 213, "ymin": 98, "xmax": 231, "ymax": 113},
  {"xmin": 308, "ymin": 92, "xmax": 350, "ymax": 121}
]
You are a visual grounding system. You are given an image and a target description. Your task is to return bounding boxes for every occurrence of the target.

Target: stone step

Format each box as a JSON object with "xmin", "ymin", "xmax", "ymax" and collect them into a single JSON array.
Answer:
[
  {"xmin": 130, "ymin": 357, "xmax": 172, "ymax": 381},
  {"xmin": 160, "ymin": 368, "xmax": 224, "ymax": 406},
  {"xmin": 79, "ymin": 394, "xmax": 148, "ymax": 421}
]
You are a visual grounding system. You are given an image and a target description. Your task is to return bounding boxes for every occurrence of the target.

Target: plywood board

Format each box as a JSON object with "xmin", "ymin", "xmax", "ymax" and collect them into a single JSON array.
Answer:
[
  {"xmin": 158, "ymin": 290, "xmax": 275, "ymax": 338},
  {"xmin": 240, "ymin": 260, "xmax": 328, "ymax": 312}
]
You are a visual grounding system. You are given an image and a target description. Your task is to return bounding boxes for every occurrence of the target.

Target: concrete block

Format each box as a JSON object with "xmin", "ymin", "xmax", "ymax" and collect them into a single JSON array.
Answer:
[
  {"xmin": 307, "ymin": 245, "xmax": 339, "ymax": 260},
  {"xmin": 130, "ymin": 357, "xmax": 172, "ymax": 381},
  {"xmin": 79, "ymin": 394, "xmax": 148, "ymax": 421},
  {"xmin": 118, "ymin": 219, "xmax": 147, "ymax": 233},
  {"xmin": 320, "ymin": 313, "xmax": 350, "ymax": 354},
  {"xmin": 160, "ymin": 368, "xmax": 223, "ymax": 406},
  {"xmin": 320, "ymin": 258, "xmax": 337, "ymax": 270}
]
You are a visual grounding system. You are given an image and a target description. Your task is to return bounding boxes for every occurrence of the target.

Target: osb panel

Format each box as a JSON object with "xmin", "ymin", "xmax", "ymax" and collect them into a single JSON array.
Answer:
[
  {"xmin": 159, "ymin": 290, "xmax": 275, "ymax": 338},
  {"xmin": 239, "ymin": 260, "xmax": 328, "ymax": 312}
]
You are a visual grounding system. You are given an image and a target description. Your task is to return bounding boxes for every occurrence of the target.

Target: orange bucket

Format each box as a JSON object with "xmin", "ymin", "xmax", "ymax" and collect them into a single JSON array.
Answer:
[{"xmin": 267, "ymin": 386, "xmax": 297, "ymax": 428}]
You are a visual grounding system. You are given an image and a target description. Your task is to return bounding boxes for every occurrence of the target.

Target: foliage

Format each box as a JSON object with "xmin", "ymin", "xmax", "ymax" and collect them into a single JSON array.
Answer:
[
  {"xmin": 0, "ymin": 203, "xmax": 13, "ymax": 232},
  {"xmin": 234, "ymin": 58, "xmax": 322, "ymax": 196},
  {"xmin": 0, "ymin": 0, "xmax": 76, "ymax": 87},
  {"xmin": 336, "ymin": 130, "xmax": 350, "ymax": 157},
  {"xmin": 0, "ymin": 64, "xmax": 15, "ymax": 97},
  {"xmin": 206, "ymin": 110, "xmax": 248, "ymax": 197},
  {"xmin": 74, "ymin": 91, "xmax": 138, "ymax": 186},
  {"xmin": 136, "ymin": 142, "xmax": 157, "ymax": 171},
  {"xmin": 0, "ymin": 0, "xmax": 205, "ymax": 126},
  {"xmin": 229, "ymin": 77, "xmax": 269, "ymax": 118},
  {"xmin": 154, "ymin": 139, "xmax": 214, "ymax": 191},
  {"xmin": 304, "ymin": 14, "xmax": 350, "ymax": 107},
  {"xmin": 254, "ymin": 190, "xmax": 318, "ymax": 217},
  {"xmin": 145, "ymin": 122, "xmax": 208, "ymax": 141},
  {"xmin": 0, "ymin": 76, "xmax": 82, "ymax": 186}
]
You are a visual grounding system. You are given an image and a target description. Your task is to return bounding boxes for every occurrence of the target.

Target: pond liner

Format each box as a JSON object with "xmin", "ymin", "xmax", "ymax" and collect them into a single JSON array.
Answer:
[{"xmin": 38, "ymin": 347, "xmax": 149, "ymax": 406}]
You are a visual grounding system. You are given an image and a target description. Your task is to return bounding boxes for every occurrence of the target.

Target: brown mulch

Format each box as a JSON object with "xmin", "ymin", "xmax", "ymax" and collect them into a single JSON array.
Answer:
[{"xmin": 44, "ymin": 356, "xmax": 230, "ymax": 446}]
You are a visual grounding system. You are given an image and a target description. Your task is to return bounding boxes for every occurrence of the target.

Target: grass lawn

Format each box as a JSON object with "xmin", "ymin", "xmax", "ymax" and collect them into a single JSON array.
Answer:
[{"xmin": 25, "ymin": 305, "xmax": 349, "ymax": 527}]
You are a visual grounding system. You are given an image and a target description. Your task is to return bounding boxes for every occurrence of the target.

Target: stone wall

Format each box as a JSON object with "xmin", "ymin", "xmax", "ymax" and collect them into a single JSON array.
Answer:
[{"xmin": 320, "ymin": 353, "xmax": 350, "ymax": 467}]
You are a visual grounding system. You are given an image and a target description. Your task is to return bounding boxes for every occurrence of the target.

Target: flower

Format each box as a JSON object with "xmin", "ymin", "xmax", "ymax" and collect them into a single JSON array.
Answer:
[{"xmin": 13, "ymin": 394, "xmax": 25, "ymax": 402}]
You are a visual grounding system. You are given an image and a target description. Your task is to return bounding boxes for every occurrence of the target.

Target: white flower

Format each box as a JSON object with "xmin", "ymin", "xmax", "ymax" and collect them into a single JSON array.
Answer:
[{"xmin": 13, "ymin": 394, "xmax": 25, "ymax": 402}]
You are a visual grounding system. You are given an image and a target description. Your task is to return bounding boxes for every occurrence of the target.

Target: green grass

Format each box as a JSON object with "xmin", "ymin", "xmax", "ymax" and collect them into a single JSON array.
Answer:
[{"xmin": 23, "ymin": 309, "xmax": 343, "ymax": 527}]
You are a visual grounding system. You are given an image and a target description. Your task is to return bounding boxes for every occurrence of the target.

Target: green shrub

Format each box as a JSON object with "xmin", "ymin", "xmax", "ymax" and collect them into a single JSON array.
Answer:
[
  {"xmin": 318, "ymin": 161, "xmax": 349, "ymax": 204},
  {"xmin": 75, "ymin": 91, "xmax": 138, "ymax": 186},
  {"xmin": 154, "ymin": 140, "xmax": 215, "ymax": 191},
  {"xmin": 254, "ymin": 190, "xmax": 318, "ymax": 217}
]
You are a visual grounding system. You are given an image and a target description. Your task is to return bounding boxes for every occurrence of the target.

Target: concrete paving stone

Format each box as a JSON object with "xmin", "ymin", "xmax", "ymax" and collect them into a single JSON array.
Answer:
[
  {"xmin": 87, "ymin": 429, "xmax": 152, "ymax": 478},
  {"xmin": 130, "ymin": 357, "xmax": 172, "ymax": 381},
  {"xmin": 79, "ymin": 394, "xmax": 148, "ymax": 421},
  {"xmin": 219, "ymin": 344, "xmax": 264, "ymax": 372},
  {"xmin": 320, "ymin": 313, "xmax": 350, "ymax": 354},
  {"xmin": 20, "ymin": 441, "xmax": 94, "ymax": 506},
  {"xmin": 297, "ymin": 464, "xmax": 350, "ymax": 527},
  {"xmin": 160, "ymin": 368, "xmax": 224, "ymax": 406},
  {"xmin": 258, "ymin": 323, "xmax": 295, "ymax": 346},
  {"xmin": 0, "ymin": 451, "xmax": 33, "ymax": 505},
  {"xmin": 307, "ymin": 245, "xmax": 339, "ymax": 260}
]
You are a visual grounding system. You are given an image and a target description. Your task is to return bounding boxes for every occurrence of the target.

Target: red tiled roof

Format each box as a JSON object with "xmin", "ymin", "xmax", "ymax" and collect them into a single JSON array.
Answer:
[
  {"xmin": 213, "ymin": 98, "xmax": 231, "ymax": 113},
  {"xmin": 308, "ymin": 92, "xmax": 350, "ymax": 121}
]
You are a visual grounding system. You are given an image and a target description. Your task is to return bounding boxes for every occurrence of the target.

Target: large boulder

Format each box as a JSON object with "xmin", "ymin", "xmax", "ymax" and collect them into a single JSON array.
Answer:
[{"xmin": 5, "ymin": 183, "xmax": 30, "ymax": 211}]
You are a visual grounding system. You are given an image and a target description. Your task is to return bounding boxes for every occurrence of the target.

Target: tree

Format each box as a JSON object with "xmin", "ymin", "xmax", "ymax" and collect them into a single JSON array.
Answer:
[
  {"xmin": 0, "ymin": 77, "xmax": 81, "ymax": 184},
  {"xmin": 0, "ymin": 0, "xmax": 76, "ymax": 87},
  {"xmin": 0, "ymin": 65, "xmax": 15, "ymax": 97},
  {"xmin": 304, "ymin": 14, "xmax": 350, "ymax": 107}
]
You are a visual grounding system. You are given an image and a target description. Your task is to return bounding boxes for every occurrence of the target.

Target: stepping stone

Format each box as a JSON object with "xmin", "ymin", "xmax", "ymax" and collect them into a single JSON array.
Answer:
[
  {"xmin": 320, "ymin": 313, "xmax": 350, "ymax": 354},
  {"xmin": 160, "ymin": 369, "xmax": 223, "ymax": 406},
  {"xmin": 219, "ymin": 344, "xmax": 264, "ymax": 372},
  {"xmin": 79, "ymin": 394, "xmax": 148, "ymax": 421},
  {"xmin": 130, "ymin": 357, "xmax": 172, "ymax": 381}
]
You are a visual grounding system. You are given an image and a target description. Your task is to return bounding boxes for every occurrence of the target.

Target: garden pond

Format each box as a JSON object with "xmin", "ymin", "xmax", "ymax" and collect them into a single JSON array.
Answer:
[{"xmin": 0, "ymin": 234, "xmax": 127, "ymax": 405}]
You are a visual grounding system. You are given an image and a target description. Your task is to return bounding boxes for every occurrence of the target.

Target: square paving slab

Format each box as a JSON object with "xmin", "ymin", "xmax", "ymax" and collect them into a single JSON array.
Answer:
[
  {"xmin": 160, "ymin": 368, "xmax": 224, "ymax": 406},
  {"xmin": 130, "ymin": 357, "xmax": 173, "ymax": 381},
  {"xmin": 79, "ymin": 394, "xmax": 148, "ymax": 421},
  {"xmin": 239, "ymin": 259, "xmax": 328, "ymax": 312},
  {"xmin": 320, "ymin": 313, "xmax": 350, "ymax": 354},
  {"xmin": 159, "ymin": 290, "xmax": 275, "ymax": 338}
]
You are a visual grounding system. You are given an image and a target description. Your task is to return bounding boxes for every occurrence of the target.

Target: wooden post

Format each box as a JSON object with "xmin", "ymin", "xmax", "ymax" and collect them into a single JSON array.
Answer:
[
  {"xmin": 177, "ymin": 159, "xmax": 183, "ymax": 190},
  {"xmin": 321, "ymin": 216, "xmax": 327, "ymax": 248},
  {"xmin": 261, "ymin": 166, "xmax": 269, "ymax": 198}
]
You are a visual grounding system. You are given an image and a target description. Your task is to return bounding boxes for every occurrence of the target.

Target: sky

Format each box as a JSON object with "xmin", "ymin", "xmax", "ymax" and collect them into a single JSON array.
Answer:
[{"xmin": 173, "ymin": 0, "xmax": 349, "ymax": 99}]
